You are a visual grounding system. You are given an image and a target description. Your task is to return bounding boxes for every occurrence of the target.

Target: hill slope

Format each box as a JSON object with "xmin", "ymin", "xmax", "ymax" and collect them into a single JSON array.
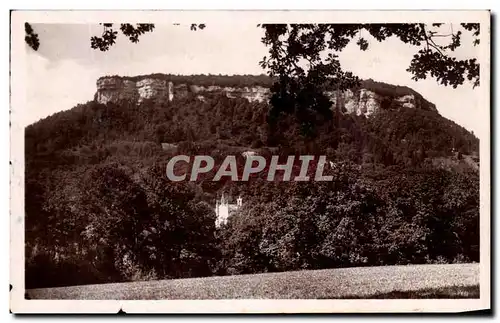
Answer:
[{"xmin": 25, "ymin": 76, "xmax": 480, "ymax": 289}]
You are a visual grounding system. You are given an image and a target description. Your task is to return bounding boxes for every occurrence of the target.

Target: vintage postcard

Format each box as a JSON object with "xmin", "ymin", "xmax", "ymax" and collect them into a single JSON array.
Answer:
[{"xmin": 10, "ymin": 10, "xmax": 491, "ymax": 313}]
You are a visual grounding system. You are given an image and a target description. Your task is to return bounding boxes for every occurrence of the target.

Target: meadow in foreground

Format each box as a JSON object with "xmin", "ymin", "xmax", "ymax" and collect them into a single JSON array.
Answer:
[{"xmin": 26, "ymin": 263, "xmax": 479, "ymax": 300}]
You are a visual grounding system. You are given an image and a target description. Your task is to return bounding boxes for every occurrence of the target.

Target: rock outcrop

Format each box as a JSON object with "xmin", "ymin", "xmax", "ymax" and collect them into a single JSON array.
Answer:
[
  {"xmin": 95, "ymin": 76, "xmax": 270, "ymax": 105},
  {"xmin": 189, "ymin": 85, "xmax": 269, "ymax": 103},
  {"xmin": 326, "ymin": 88, "xmax": 437, "ymax": 116},
  {"xmin": 136, "ymin": 78, "xmax": 169, "ymax": 104},
  {"xmin": 95, "ymin": 75, "xmax": 437, "ymax": 116},
  {"xmin": 96, "ymin": 77, "xmax": 138, "ymax": 105}
]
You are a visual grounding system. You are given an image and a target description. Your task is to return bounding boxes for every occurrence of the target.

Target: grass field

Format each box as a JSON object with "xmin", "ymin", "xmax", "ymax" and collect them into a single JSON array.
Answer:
[{"xmin": 26, "ymin": 263, "xmax": 479, "ymax": 300}]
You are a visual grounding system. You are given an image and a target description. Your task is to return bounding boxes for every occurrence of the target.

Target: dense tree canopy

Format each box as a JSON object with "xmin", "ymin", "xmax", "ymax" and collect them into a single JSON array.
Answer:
[{"xmin": 257, "ymin": 23, "xmax": 480, "ymax": 125}]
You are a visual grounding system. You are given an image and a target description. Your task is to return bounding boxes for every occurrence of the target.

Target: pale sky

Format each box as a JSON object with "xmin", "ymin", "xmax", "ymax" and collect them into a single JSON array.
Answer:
[{"xmin": 25, "ymin": 23, "xmax": 482, "ymax": 136}]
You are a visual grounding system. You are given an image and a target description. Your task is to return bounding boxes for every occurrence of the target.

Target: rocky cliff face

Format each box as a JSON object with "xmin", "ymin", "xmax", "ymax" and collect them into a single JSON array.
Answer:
[
  {"xmin": 189, "ymin": 85, "xmax": 269, "ymax": 103},
  {"xmin": 136, "ymin": 78, "xmax": 169, "ymax": 104},
  {"xmin": 95, "ymin": 76, "xmax": 270, "ymax": 105},
  {"xmin": 96, "ymin": 77, "xmax": 138, "ymax": 105},
  {"xmin": 95, "ymin": 76, "xmax": 437, "ymax": 116},
  {"xmin": 96, "ymin": 77, "xmax": 173, "ymax": 105},
  {"xmin": 325, "ymin": 88, "xmax": 437, "ymax": 116}
]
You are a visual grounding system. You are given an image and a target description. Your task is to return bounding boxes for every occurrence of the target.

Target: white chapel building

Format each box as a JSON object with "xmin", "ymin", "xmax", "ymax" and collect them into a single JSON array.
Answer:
[{"xmin": 215, "ymin": 194, "xmax": 242, "ymax": 227}]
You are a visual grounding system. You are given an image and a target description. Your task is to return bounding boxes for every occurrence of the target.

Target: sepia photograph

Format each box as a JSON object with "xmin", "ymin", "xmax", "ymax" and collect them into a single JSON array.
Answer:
[{"xmin": 9, "ymin": 10, "xmax": 491, "ymax": 313}]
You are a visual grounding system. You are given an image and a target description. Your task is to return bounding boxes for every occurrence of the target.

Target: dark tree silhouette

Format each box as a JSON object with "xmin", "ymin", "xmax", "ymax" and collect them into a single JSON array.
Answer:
[
  {"xmin": 89, "ymin": 23, "xmax": 205, "ymax": 51},
  {"xmin": 260, "ymin": 24, "xmax": 479, "ymax": 89},
  {"xmin": 24, "ymin": 22, "xmax": 40, "ymax": 51},
  {"xmin": 258, "ymin": 24, "xmax": 480, "ymax": 123},
  {"xmin": 24, "ymin": 22, "xmax": 204, "ymax": 52}
]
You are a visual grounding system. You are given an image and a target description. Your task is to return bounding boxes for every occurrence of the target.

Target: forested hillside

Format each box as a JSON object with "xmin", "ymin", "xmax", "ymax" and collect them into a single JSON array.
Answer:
[{"xmin": 25, "ymin": 78, "xmax": 479, "ymax": 288}]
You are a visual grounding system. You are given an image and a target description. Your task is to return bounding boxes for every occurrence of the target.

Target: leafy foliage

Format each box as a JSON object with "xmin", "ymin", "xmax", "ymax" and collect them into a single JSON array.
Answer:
[
  {"xmin": 24, "ymin": 22, "xmax": 40, "ymax": 51},
  {"xmin": 91, "ymin": 23, "xmax": 155, "ymax": 51},
  {"xmin": 89, "ymin": 23, "xmax": 205, "ymax": 52},
  {"xmin": 260, "ymin": 23, "xmax": 480, "ymax": 89},
  {"xmin": 25, "ymin": 23, "xmax": 480, "ymax": 90},
  {"xmin": 257, "ymin": 23, "xmax": 480, "ymax": 131}
]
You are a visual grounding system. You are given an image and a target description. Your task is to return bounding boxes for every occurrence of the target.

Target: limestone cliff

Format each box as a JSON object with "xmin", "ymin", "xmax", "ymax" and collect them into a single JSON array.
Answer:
[
  {"xmin": 136, "ymin": 78, "xmax": 169, "ymax": 104},
  {"xmin": 189, "ymin": 85, "xmax": 269, "ymax": 103},
  {"xmin": 96, "ymin": 77, "xmax": 138, "ymax": 105},
  {"xmin": 95, "ymin": 76, "xmax": 270, "ymax": 105},
  {"xmin": 94, "ymin": 75, "xmax": 437, "ymax": 116},
  {"xmin": 326, "ymin": 87, "xmax": 437, "ymax": 116}
]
